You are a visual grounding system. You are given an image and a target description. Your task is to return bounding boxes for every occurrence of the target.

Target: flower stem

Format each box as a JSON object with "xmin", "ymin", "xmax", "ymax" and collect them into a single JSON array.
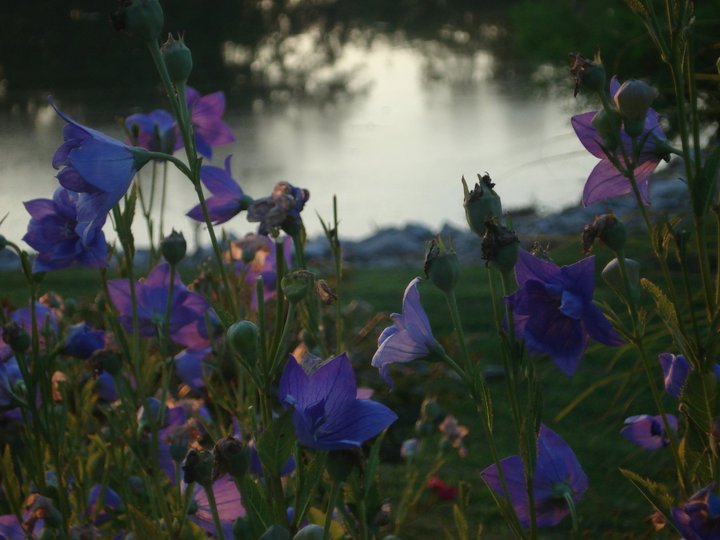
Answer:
[
  {"xmin": 323, "ymin": 479, "xmax": 341, "ymax": 540},
  {"xmin": 204, "ymin": 482, "xmax": 227, "ymax": 540}
]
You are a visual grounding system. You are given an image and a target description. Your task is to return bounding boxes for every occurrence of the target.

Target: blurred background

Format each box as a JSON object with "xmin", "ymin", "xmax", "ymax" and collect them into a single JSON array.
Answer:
[{"xmin": 1, "ymin": 0, "xmax": 718, "ymax": 247}]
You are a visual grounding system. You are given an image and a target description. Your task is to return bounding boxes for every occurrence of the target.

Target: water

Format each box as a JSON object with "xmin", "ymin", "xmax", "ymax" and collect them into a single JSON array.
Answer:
[{"xmin": 0, "ymin": 38, "xmax": 597, "ymax": 249}]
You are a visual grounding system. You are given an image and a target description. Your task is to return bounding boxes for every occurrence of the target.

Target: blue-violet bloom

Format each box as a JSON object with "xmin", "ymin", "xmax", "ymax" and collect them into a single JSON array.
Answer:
[
  {"xmin": 125, "ymin": 109, "xmax": 176, "ymax": 154},
  {"xmin": 178, "ymin": 87, "xmax": 235, "ymax": 159},
  {"xmin": 480, "ymin": 424, "xmax": 588, "ymax": 528},
  {"xmin": 247, "ymin": 181, "xmax": 310, "ymax": 236},
  {"xmin": 51, "ymin": 100, "xmax": 151, "ymax": 241},
  {"xmin": 572, "ymin": 77, "xmax": 669, "ymax": 206},
  {"xmin": 672, "ymin": 483, "xmax": 720, "ymax": 540},
  {"xmin": 658, "ymin": 352, "xmax": 720, "ymax": 399},
  {"xmin": 621, "ymin": 414, "xmax": 678, "ymax": 450},
  {"xmin": 506, "ymin": 250, "xmax": 623, "ymax": 376},
  {"xmin": 371, "ymin": 277, "xmax": 441, "ymax": 387},
  {"xmin": 189, "ymin": 475, "xmax": 245, "ymax": 538},
  {"xmin": 62, "ymin": 322, "xmax": 106, "ymax": 359},
  {"xmin": 279, "ymin": 353, "xmax": 398, "ymax": 451},
  {"xmin": 232, "ymin": 234, "xmax": 293, "ymax": 310},
  {"xmin": 186, "ymin": 156, "xmax": 250, "ymax": 224},
  {"xmin": 23, "ymin": 188, "xmax": 108, "ymax": 272}
]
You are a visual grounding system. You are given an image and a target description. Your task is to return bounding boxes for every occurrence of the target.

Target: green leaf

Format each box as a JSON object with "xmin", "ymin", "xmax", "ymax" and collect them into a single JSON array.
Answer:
[
  {"xmin": 241, "ymin": 477, "xmax": 273, "ymax": 536},
  {"xmin": 682, "ymin": 372, "xmax": 718, "ymax": 459},
  {"xmin": 127, "ymin": 505, "xmax": 165, "ymax": 537},
  {"xmin": 618, "ymin": 468, "xmax": 678, "ymax": 534},
  {"xmin": 0, "ymin": 445, "xmax": 21, "ymax": 511},
  {"xmin": 453, "ymin": 504, "xmax": 469, "ymax": 540},
  {"xmin": 640, "ymin": 278, "xmax": 695, "ymax": 360},
  {"xmin": 257, "ymin": 409, "xmax": 297, "ymax": 477}
]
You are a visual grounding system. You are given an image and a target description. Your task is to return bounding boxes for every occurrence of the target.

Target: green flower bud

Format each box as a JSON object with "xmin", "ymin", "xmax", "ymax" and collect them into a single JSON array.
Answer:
[
  {"xmin": 161, "ymin": 33, "xmax": 193, "ymax": 84},
  {"xmin": 582, "ymin": 213, "xmax": 626, "ymax": 254},
  {"xmin": 2, "ymin": 322, "xmax": 30, "ymax": 355},
  {"xmin": 420, "ymin": 398, "xmax": 444, "ymax": 424},
  {"xmin": 227, "ymin": 320, "xmax": 259, "ymax": 365},
  {"xmin": 462, "ymin": 173, "xmax": 502, "ymax": 238},
  {"xmin": 233, "ymin": 517, "xmax": 253, "ymax": 539},
  {"xmin": 615, "ymin": 79, "xmax": 658, "ymax": 123},
  {"xmin": 111, "ymin": 0, "xmax": 164, "ymax": 42},
  {"xmin": 281, "ymin": 270, "xmax": 315, "ymax": 303},
  {"xmin": 424, "ymin": 238, "xmax": 460, "ymax": 293},
  {"xmin": 293, "ymin": 525, "xmax": 324, "ymax": 540},
  {"xmin": 161, "ymin": 229, "xmax": 187, "ymax": 265},
  {"xmin": 259, "ymin": 525, "xmax": 292, "ymax": 540},
  {"xmin": 602, "ymin": 257, "xmax": 641, "ymax": 302},
  {"xmin": 481, "ymin": 221, "xmax": 519, "ymax": 274},
  {"xmin": 212, "ymin": 436, "xmax": 249, "ymax": 481},
  {"xmin": 569, "ymin": 52, "xmax": 606, "ymax": 97},
  {"xmin": 182, "ymin": 448, "xmax": 214, "ymax": 487},
  {"xmin": 591, "ymin": 108, "xmax": 621, "ymax": 152}
]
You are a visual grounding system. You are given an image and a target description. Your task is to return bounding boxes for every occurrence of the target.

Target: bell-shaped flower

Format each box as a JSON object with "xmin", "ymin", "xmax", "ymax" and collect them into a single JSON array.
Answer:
[
  {"xmin": 108, "ymin": 262, "xmax": 210, "ymax": 344},
  {"xmin": 571, "ymin": 77, "xmax": 669, "ymax": 206},
  {"xmin": 62, "ymin": 322, "xmax": 106, "ymax": 359},
  {"xmin": 51, "ymin": 100, "xmax": 151, "ymax": 241},
  {"xmin": 125, "ymin": 109, "xmax": 176, "ymax": 154},
  {"xmin": 658, "ymin": 353, "xmax": 720, "ymax": 399},
  {"xmin": 0, "ymin": 358, "xmax": 23, "ymax": 409},
  {"xmin": 481, "ymin": 425, "xmax": 588, "ymax": 528},
  {"xmin": 23, "ymin": 188, "xmax": 108, "ymax": 272},
  {"xmin": 177, "ymin": 87, "xmax": 235, "ymax": 159},
  {"xmin": 279, "ymin": 353, "xmax": 397, "ymax": 451},
  {"xmin": 506, "ymin": 250, "xmax": 623, "ymax": 377},
  {"xmin": 247, "ymin": 181, "xmax": 310, "ymax": 236},
  {"xmin": 621, "ymin": 414, "xmax": 678, "ymax": 450},
  {"xmin": 672, "ymin": 483, "xmax": 720, "ymax": 540},
  {"xmin": 174, "ymin": 347, "xmax": 212, "ymax": 392},
  {"xmin": 0, "ymin": 303, "xmax": 59, "ymax": 360},
  {"xmin": 371, "ymin": 277, "xmax": 441, "ymax": 387},
  {"xmin": 186, "ymin": 156, "xmax": 249, "ymax": 224}
]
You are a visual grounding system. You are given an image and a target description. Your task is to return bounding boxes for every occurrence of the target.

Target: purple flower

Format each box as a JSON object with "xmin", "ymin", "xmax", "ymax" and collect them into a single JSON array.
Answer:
[
  {"xmin": 672, "ymin": 483, "xmax": 720, "ymax": 540},
  {"xmin": 480, "ymin": 425, "xmax": 588, "ymax": 528},
  {"xmin": 179, "ymin": 87, "xmax": 235, "ymax": 159},
  {"xmin": 659, "ymin": 353, "xmax": 691, "ymax": 398},
  {"xmin": 51, "ymin": 100, "xmax": 150, "ymax": 241},
  {"xmin": 0, "ymin": 303, "xmax": 59, "ymax": 360},
  {"xmin": 247, "ymin": 182, "xmax": 310, "ymax": 236},
  {"xmin": 62, "ymin": 322, "xmax": 106, "ymax": 359},
  {"xmin": 232, "ymin": 234, "xmax": 293, "ymax": 310},
  {"xmin": 107, "ymin": 262, "xmax": 210, "ymax": 344},
  {"xmin": 87, "ymin": 484, "xmax": 123, "ymax": 526},
  {"xmin": 0, "ymin": 514, "xmax": 42, "ymax": 539},
  {"xmin": 506, "ymin": 250, "xmax": 623, "ymax": 376},
  {"xmin": 174, "ymin": 347, "xmax": 211, "ymax": 392},
  {"xmin": 371, "ymin": 277, "xmax": 440, "ymax": 387},
  {"xmin": 95, "ymin": 371, "xmax": 118, "ymax": 403},
  {"xmin": 125, "ymin": 109, "xmax": 176, "ymax": 154},
  {"xmin": 572, "ymin": 77, "xmax": 669, "ymax": 206},
  {"xmin": 621, "ymin": 414, "xmax": 678, "ymax": 450},
  {"xmin": 279, "ymin": 353, "xmax": 398, "ymax": 451},
  {"xmin": 186, "ymin": 156, "xmax": 248, "ymax": 224},
  {"xmin": 0, "ymin": 358, "xmax": 23, "ymax": 409},
  {"xmin": 23, "ymin": 188, "xmax": 108, "ymax": 272},
  {"xmin": 189, "ymin": 475, "xmax": 245, "ymax": 538}
]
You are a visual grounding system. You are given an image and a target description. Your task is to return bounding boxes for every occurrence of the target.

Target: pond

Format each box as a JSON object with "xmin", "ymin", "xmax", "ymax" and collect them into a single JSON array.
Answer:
[{"xmin": 0, "ymin": 23, "xmax": 597, "ymax": 249}]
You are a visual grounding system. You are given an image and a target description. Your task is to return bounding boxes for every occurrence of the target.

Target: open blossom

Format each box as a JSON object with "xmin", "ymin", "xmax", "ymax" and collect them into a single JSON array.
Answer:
[
  {"xmin": 23, "ymin": 188, "xmax": 108, "ymax": 272},
  {"xmin": 189, "ymin": 475, "xmax": 245, "ymax": 538},
  {"xmin": 108, "ymin": 262, "xmax": 210, "ymax": 344},
  {"xmin": 247, "ymin": 181, "xmax": 310, "ymax": 236},
  {"xmin": 506, "ymin": 250, "xmax": 623, "ymax": 376},
  {"xmin": 658, "ymin": 353, "xmax": 720, "ymax": 399},
  {"xmin": 371, "ymin": 278, "xmax": 441, "ymax": 387},
  {"xmin": 125, "ymin": 109, "xmax": 176, "ymax": 154},
  {"xmin": 621, "ymin": 414, "xmax": 678, "ymax": 450},
  {"xmin": 178, "ymin": 86, "xmax": 235, "ymax": 159},
  {"xmin": 62, "ymin": 322, "xmax": 106, "ymax": 359},
  {"xmin": 480, "ymin": 425, "xmax": 588, "ymax": 528},
  {"xmin": 186, "ymin": 155, "xmax": 249, "ymax": 224},
  {"xmin": 279, "ymin": 353, "xmax": 398, "ymax": 451},
  {"xmin": 51, "ymin": 100, "xmax": 150, "ymax": 241},
  {"xmin": 572, "ymin": 77, "xmax": 668, "ymax": 206},
  {"xmin": 231, "ymin": 234, "xmax": 293, "ymax": 309},
  {"xmin": 672, "ymin": 483, "xmax": 720, "ymax": 539}
]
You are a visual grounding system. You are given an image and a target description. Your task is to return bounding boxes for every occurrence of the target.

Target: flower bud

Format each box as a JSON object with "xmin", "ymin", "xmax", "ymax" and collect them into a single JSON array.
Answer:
[
  {"xmin": 111, "ymin": 0, "xmax": 164, "ymax": 42},
  {"xmin": 24, "ymin": 494, "xmax": 63, "ymax": 529},
  {"xmin": 212, "ymin": 436, "xmax": 249, "ymax": 481},
  {"xmin": 0, "ymin": 234, "xmax": 7, "ymax": 251},
  {"xmin": 582, "ymin": 213, "xmax": 626, "ymax": 254},
  {"xmin": 161, "ymin": 33, "xmax": 193, "ymax": 84},
  {"xmin": 569, "ymin": 52, "xmax": 606, "ymax": 97},
  {"xmin": 614, "ymin": 79, "xmax": 658, "ymax": 131},
  {"xmin": 602, "ymin": 257, "xmax": 641, "ymax": 302},
  {"xmin": 281, "ymin": 270, "xmax": 315, "ymax": 303},
  {"xmin": 591, "ymin": 108, "xmax": 622, "ymax": 152},
  {"xmin": 293, "ymin": 525, "xmax": 324, "ymax": 540},
  {"xmin": 420, "ymin": 398, "xmax": 445, "ymax": 424},
  {"xmin": 90, "ymin": 349, "xmax": 123, "ymax": 377},
  {"xmin": 161, "ymin": 229, "xmax": 187, "ymax": 265},
  {"xmin": 2, "ymin": 322, "xmax": 30, "ymax": 355},
  {"xmin": 462, "ymin": 174, "xmax": 502, "ymax": 238},
  {"xmin": 481, "ymin": 221, "xmax": 519, "ymax": 274},
  {"xmin": 424, "ymin": 238, "xmax": 460, "ymax": 293},
  {"xmin": 259, "ymin": 525, "xmax": 292, "ymax": 540},
  {"xmin": 182, "ymin": 448, "xmax": 214, "ymax": 487},
  {"xmin": 227, "ymin": 320, "xmax": 259, "ymax": 365},
  {"xmin": 314, "ymin": 279, "xmax": 337, "ymax": 305}
]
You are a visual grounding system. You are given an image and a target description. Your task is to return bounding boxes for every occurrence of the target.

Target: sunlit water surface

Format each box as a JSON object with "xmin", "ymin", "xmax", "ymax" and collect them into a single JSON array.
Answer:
[{"xmin": 0, "ymin": 39, "xmax": 596, "ymax": 250}]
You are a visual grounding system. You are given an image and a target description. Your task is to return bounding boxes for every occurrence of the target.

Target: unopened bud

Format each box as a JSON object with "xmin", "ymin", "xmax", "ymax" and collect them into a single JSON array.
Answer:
[
  {"xmin": 2, "ymin": 323, "xmax": 30, "ymax": 355},
  {"xmin": 615, "ymin": 79, "xmax": 658, "ymax": 135},
  {"xmin": 424, "ymin": 238, "xmax": 460, "ymax": 293},
  {"xmin": 569, "ymin": 52, "xmax": 607, "ymax": 97},
  {"xmin": 213, "ymin": 436, "xmax": 249, "ymax": 481},
  {"xmin": 0, "ymin": 235, "xmax": 7, "ymax": 251},
  {"xmin": 161, "ymin": 229, "xmax": 187, "ymax": 265},
  {"xmin": 227, "ymin": 320, "xmax": 259, "ymax": 365},
  {"xmin": 481, "ymin": 221, "xmax": 519, "ymax": 274},
  {"xmin": 602, "ymin": 257, "xmax": 641, "ymax": 302},
  {"xmin": 111, "ymin": 0, "xmax": 164, "ymax": 42},
  {"xmin": 281, "ymin": 270, "xmax": 315, "ymax": 303},
  {"xmin": 582, "ymin": 213, "xmax": 626, "ymax": 254},
  {"xmin": 161, "ymin": 33, "xmax": 193, "ymax": 84},
  {"xmin": 182, "ymin": 448, "xmax": 214, "ymax": 487},
  {"xmin": 293, "ymin": 525, "xmax": 324, "ymax": 540},
  {"xmin": 315, "ymin": 279, "xmax": 337, "ymax": 305},
  {"xmin": 463, "ymin": 174, "xmax": 502, "ymax": 238}
]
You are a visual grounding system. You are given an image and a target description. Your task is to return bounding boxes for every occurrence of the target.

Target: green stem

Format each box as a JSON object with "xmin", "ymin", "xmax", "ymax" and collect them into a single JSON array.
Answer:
[
  {"xmin": 323, "ymin": 479, "xmax": 341, "ymax": 540},
  {"xmin": 205, "ymin": 482, "xmax": 227, "ymax": 540}
]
